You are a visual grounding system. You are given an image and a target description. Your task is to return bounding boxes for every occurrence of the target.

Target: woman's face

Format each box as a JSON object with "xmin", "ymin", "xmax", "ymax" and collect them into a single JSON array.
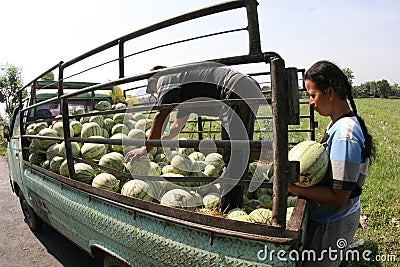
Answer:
[{"xmin": 305, "ymin": 79, "xmax": 332, "ymax": 117}]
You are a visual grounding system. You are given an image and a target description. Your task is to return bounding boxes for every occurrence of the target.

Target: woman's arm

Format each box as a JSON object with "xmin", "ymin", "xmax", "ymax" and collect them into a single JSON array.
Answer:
[{"xmin": 288, "ymin": 183, "xmax": 352, "ymax": 206}]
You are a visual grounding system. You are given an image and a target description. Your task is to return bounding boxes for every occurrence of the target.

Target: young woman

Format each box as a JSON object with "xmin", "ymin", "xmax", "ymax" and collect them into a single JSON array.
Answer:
[{"xmin": 288, "ymin": 60, "xmax": 375, "ymax": 266}]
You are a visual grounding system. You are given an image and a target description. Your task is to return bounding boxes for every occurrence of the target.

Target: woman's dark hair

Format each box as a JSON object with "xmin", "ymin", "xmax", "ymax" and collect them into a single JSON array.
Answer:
[{"xmin": 305, "ymin": 60, "xmax": 376, "ymax": 162}]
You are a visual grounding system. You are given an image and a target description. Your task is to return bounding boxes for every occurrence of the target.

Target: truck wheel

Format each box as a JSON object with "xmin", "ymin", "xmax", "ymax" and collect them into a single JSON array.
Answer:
[
  {"xmin": 103, "ymin": 254, "xmax": 129, "ymax": 267},
  {"xmin": 19, "ymin": 194, "xmax": 43, "ymax": 232}
]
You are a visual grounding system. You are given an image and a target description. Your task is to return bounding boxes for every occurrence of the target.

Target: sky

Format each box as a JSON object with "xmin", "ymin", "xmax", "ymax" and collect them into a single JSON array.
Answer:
[{"xmin": 0, "ymin": 0, "xmax": 399, "ymax": 115}]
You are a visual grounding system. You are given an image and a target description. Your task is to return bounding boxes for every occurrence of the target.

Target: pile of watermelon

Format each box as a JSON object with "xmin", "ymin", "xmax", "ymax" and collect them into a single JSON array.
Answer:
[{"xmin": 26, "ymin": 97, "xmax": 326, "ymax": 225}]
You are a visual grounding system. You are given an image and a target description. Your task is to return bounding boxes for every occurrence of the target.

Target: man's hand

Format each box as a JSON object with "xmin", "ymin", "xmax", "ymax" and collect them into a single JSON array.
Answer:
[{"xmin": 125, "ymin": 147, "xmax": 147, "ymax": 164}]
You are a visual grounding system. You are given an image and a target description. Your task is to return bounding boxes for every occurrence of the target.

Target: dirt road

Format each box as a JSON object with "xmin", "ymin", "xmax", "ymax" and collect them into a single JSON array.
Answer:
[{"xmin": 0, "ymin": 156, "xmax": 97, "ymax": 267}]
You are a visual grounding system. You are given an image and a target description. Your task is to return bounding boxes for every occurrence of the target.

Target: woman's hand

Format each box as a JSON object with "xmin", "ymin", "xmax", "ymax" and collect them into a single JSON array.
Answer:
[{"xmin": 125, "ymin": 147, "xmax": 147, "ymax": 164}]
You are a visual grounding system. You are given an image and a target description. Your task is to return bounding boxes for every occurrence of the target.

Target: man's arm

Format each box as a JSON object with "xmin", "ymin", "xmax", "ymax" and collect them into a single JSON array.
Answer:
[
  {"xmin": 125, "ymin": 109, "xmax": 171, "ymax": 163},
  {"xmin": 161, "ymin": 114, "xmax": 190, "ymax": 140}
]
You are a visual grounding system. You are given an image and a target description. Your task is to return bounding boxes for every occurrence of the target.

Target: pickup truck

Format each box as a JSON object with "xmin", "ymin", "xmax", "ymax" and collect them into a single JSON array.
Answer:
[{"xmin": 6, "ymin": 1, "xmax": 316, "ymax": 266}]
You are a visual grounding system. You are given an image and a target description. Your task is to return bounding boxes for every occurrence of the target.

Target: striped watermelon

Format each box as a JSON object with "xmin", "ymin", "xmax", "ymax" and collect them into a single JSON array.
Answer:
[
  {"xmin": 73, "ymin": 163, "xmax": 95, "ymax": 184},
  {"xmin": 121, "ymin": 179, "xmax": 153, "ymax": 201},
  {"xmin": 50, "ymin": 156, "xmax": 65, "ymax": 174},
  {"xmin": 205, "ymin": 153, "xmax": 225, "ymax": 167},
  {"xmin": 249, "ymin": 208, "xmax": 272, "ymax": 224},
  {"xmin": 95, "ymin": 100, "xmax": 112, "ymax": 111},
  {"xmin": 127, "ymin": 156, "xmax": 151, "ymax": 176},
  {"xmin": 113, "ymin": 113, "xmax": 133, "ymax": 124},
  {"xmin": 46, "ymin": 143, "xmax": 60, "ymax": 161},
  {"xmin": 29, "ymin": 152, "xmax": 45, "ymax": 165},
  {"xmin": 92, "ymin": 173, "xmax": 120, "ymax": 192},
  {"xmin": 81, "ymin": 143, "xmax": 107, "ymax": 161},
  {"xmin": 89, "ymin": 115, "xmax": 104, "ymax": 128},
  {"xmin": 125, "ymin": 120, "xmax": 136, "ymax": 130},
  {"xmin": 111, "ymin": 124, "xmax": 129, "ymax": 135},
  {"xmin": 81, "ymin": 122, "xmax": 103, "ymax": 139},
  {"xmin": 204, "ymin": 162, "xmax": 223, "ymax": 177},
  {"xmin": 170, "ymin": 154, "xmax": 192, "ymax": 175},
  {"xmin": 160, "ymin": 189, "xmax": 198, "ymax": 210},
  {"xmin": 59, "ymin": 141, "xmax": 81, "ymax": 158},
  {"xmin": 132, "ymin": 113, "xmax": 147, "ymax": 122},
  {"xmin": 52, "ymin": 121, "xmax": 74, "ymax": 138},
  {"xmin": 70, "ymin": 121, "xmax": 82, "ymax": 136},
  {"xmin": 227, "ymin": 209, "xmax": 254, "ymax": 222},
  {"xmin": 188, "ymin": 151, "xmax": 205, "ymax": 162},
  {"xmin": 110, "ymin": 133, "xmax": 128, "ymax": 153},
  {"xmin": 98, "ymin": 152, "xmax": 125, "ymax": 172},
  {"xmin": 37, "ymin": 128, "xmax": 59, "ymax": 149},
  {"xmin": 103, "ymin": 118, "xmax": 115, "ymax": 134},
  {"xmin": 288, "ymin": 140, "xmax": 329, "ymax": 187}
]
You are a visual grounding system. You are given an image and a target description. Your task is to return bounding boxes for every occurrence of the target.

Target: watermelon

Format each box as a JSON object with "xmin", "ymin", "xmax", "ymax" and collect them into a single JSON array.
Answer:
[
  {"xmin": 121, "ymin": 179, "xmax": 153, "ymax": 201},
  {"xmin": 81, "ymin": 122, "xmax": 102, "ymax": 139},
  {"xmin": 70, "ymin": 121, "xmax": 82, "ymax": 136},
  {"xmin": 134, "ymin": 119, "xmax": 152, "ymax": 131},
  {"xmin": 29, "ymin": 152, "xmax": 45, "ymax": 165},
  {"xmin": 249, "ymin": 208, "xmax": 272, "ymax": 224},
  {"xmin": 132, "ymin": 113, "xmax": 147, "ymax": 122},
  {"xmin": 148, "ymin": 162, "xmax": 162, "ymax": 176},
  {"xmin": 73, "ymin": 163, "xmax": 95, "ymax": 184},
  {"xmin": 202, "ymin": 193, "xmax": 221, "ymax": 209},
  {"xmin": 154, "ymin": 153, "xmax": 169, "ymax": 164},
  {"xmin": 50, "ymin": 156, "xmax": 65, "ymax": 174},
  {"xmin": 89, "ymin": 115, "xmax": 104, "ymax": 128},
  {"xmin": 205, "ymin": 152, "xmax": 225, "ymax": 167},
  {"xmin": 113, "ymin": 113, "xmax": 133, "ymax": 124},
  {"xmin": 52, "ymin": 121, "xmax": 74, "ymax": 137},
  {"xmin": 59, "ymin": 159, "xmax": 70, "ymax": 177},
  {"xmin": 161, "ymin": 165, "xmax": 175, "ymax": 175},
  {"xmin": 59, "ymin": 141, "xmax": 81, "ymax": 158},
  {"xmin": 37, "ymin": 128, "xmax": 59, "ymax": 149},
  {"xmin": 103, "ymin": 118, "xmax": 115, "ymax": 134},
  {"xmin": 92, "ymin": 173, "xmax": 120, "ymax": 192},
  {"xmin": 73, "ymin": 107, "xmax": 85, "ymax": 116},
  {"xmin": 127, "ymin": 156, "xmax": 151, "ymax": 176},
  {"xmin": 287, "ymin": 196, "xmax": 298, "ymax": 207},
  {"xmin": 110, "ymin": 133, "xmax": 128, "ymax": 153},
  {"xmin": 28, "ymin": 138, "xmax": 41, "ymax": 153},
  {"xmin": 99, "ymin": 152, "xmax": 125, "ymax": 172},
  {"xmin": 40, "ymin": 160, "xmax": 50, "ymax": 170},
  {"xmin": 114, "ymin": 103, "xmax": 127, "ymax": 110},
  {"xmin": 258, "ymin": 194, "xmax": 273, "ymax": 209},
  {"xmin": 170, "ymin": 154, "xmax": 192, "ymax": 175},
  {"xmin": 101, "ymin": 128, "xmax": 109, "ymax": 138},
  {"xmin": 226, "ymin": 209, "xmax": 254, "ymax": 222},
  {"xmin": 125, "ymin": 120, "xmax": 136, "ymax": 130},
  {"xmin": 178, "ymin": 147, "xmax": 194, "ymax": 157},
  {"xmin": 81, "ymin": 143, "xmax": 107, "ymax": 161},
  {"xmin": 288, "ymin": 140, "xmax": 329, "ymax": 187},
  {"xmin": 95, "ymin": 100, "xmax": 112, "ymax": 111},
  {"xmin": 46, "ymin": 143, "xmax": 60, "ymax": 161},
  {"xmin": 111, "ymin": 124, "xmax": 129, "ymax": 135},
  {"xmin": 160, "ymin": 189, "xmax": 198, "ymax": 210},
  {"xmin": 188, "ymin": 151, "xmax": 205, "ymax": 162},
  {"xmin": 204, "ymin": 162, "xmax": 223, "ymax": 177}
]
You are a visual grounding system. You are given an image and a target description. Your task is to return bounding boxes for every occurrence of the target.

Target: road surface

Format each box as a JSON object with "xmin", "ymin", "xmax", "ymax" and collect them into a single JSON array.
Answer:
[{"xmin": 0, "ymin": 156, "xmax": 98, "ymax": 267}]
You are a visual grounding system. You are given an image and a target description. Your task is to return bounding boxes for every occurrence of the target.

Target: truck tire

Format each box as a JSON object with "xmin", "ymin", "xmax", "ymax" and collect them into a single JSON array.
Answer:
[
  {"xmin": 19, "ymin": 193, "xmax": 43, "ymax": 232},
  {"xmin": 103, "ymin": 254, "xmax": 130, "ymax": 267}
]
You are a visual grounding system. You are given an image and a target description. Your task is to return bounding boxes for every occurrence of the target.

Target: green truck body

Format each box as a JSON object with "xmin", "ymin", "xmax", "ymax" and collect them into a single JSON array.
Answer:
[{"xmin": 6, "ymin": 1, "xmax": 314, "ymax": 266}]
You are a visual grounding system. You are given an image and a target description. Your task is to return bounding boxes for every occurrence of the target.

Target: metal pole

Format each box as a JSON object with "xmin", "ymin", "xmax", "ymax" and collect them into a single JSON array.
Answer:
[{"xmin": 271, "ymin": 57, "xmax": 288, "ymax": 229}]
